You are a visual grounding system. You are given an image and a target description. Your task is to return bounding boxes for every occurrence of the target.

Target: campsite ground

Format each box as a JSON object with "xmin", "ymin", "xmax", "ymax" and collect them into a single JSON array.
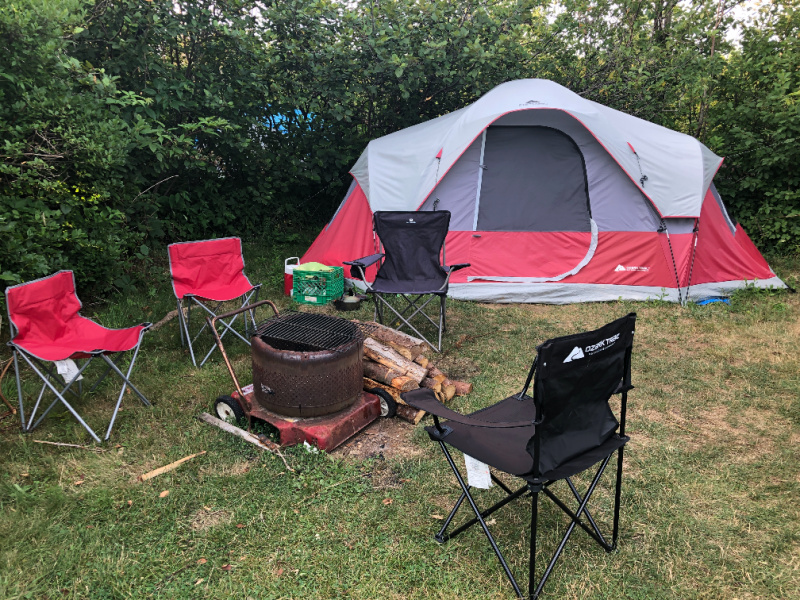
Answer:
[{"xmin": 0, "ymin": 241, "xmax": 798, "ymax": 600}]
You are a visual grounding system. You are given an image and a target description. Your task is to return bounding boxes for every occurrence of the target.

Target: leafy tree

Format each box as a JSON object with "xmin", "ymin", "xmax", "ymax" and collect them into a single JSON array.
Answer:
[
  {"xmin": 707, "ymin": 1, "xmax": 800, "ymax": 252},
  {"xmin": 0, "ymin": 0, "xmax": 141, "ymax": 293}
]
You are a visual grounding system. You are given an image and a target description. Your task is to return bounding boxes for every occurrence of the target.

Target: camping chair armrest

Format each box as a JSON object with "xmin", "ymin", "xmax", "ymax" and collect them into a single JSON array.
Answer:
[
  {"xmin": 444, "ymin": 263, "xmax": 470, "ymax": 273},
  {"xmin": 344, "ymin": 254, "xmax": 384, "ymax": 288},
  {"xmin": 438, "ymin": 262, "xmax": 471, "ymax": 291},
  {"xmin": 401, "ymin": 388, "xmax": 535, "ymax": 429},
  {"xmin": 344, "ymin": 254, "xmax": 384, "ymax": 269}
]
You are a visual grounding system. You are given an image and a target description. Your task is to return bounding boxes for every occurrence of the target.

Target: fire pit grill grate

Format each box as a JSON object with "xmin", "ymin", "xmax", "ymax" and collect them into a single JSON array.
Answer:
[{"xmin": 250, "ymin": 312, "xmax": 362, "ymax": 353}]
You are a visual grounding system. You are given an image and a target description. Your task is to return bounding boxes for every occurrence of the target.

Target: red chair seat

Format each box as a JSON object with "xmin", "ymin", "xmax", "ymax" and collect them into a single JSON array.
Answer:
[{"xmin": 12, "ymin": 315, "xmax": 146, "ymax": 362}]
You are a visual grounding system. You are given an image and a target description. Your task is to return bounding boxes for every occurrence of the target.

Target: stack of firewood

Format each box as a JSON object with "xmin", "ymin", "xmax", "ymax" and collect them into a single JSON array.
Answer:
[{"xmin": 355, "ymin": 321, "xmax": 473, "ymax": 424}]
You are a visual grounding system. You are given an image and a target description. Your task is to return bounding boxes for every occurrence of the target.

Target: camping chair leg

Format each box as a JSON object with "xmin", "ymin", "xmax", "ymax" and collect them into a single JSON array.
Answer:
[
  {"xmin": 530, "ymin": 485, "xmax": 540, "ymax": 600},
  {"xmin": 90, "ymin": 353, "xmax": 125, "ymax": 393},
  {"xmin": 198, "ymin": 309, "xmax": 249, "ymax": 367},
  {"xmin": 177, "ymin": 298, "xmax": 198, "ymax": 367},
  {"xmin": 27, "ymin": 357, "xmax": 95, "ymax": 433},
  {"xmin": 612, "ymin": 447, "xmax": 625, "ymax": 548},
  {"xmin": 375, "ymin": 293, "xmax": 444, "ymax": 352},
  {"xmin": 441, "ymin": 480, "xmax": 530, "ymax": 542},
  {"xmin": 438, "ymin": 441, "xmax": 525, "ymax": 598},
  {"xmin": 438, "ymin": 295, "xmax": 445, "ymax": 350},
  {"xmin": 435, "ymin": 490, "xmax": 467, "ymax": 543},
  {"xmin": 16, "ymin": 352, "xmax": 101, "ymax": 442},
  {"xmin": 103, "ymin": 336, "xmax": 149, "ymax": 441},
  {"xmin": 533, "ymin": 456, "xmax": 613, "ymax": 598},
  {"xmin": 12, "ymin": 350, "xmax": 26, "ymax": 428},
  {"xmin": 541, "ymin": 458, "xmax": 615, "ymax": 550}
]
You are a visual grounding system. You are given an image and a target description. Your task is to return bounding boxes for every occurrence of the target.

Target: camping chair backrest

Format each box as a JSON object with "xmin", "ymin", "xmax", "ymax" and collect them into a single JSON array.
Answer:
[
  {"xmin": 6, "ymin": 271, "xmax": 82, "ymax": 343},
  {"xmin": 168, "ymin": 237, "xmax": 250, "ymax": 299},
  {"xmin": 530, "ymin": 313, "xmax": 636, "ymax": 476},
  {"xmin": 373, "ymin": 211, "xmax": 450, "ymax": 282}
]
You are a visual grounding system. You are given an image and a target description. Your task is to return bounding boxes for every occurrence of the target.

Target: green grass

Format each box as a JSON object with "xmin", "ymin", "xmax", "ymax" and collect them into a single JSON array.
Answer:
[{"xmin": 1, "ymin": 243, "xmax": 798, "ymax": 599}]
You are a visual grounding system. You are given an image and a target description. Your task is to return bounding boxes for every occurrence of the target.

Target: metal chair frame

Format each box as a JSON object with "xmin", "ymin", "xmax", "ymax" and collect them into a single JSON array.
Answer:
[{"xmin": 176, "ymin": 287, "xmax": 260, "ymax": 367}]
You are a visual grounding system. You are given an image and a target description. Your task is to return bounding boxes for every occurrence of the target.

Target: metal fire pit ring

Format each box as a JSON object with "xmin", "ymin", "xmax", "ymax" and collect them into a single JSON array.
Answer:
[{"xmin": 250, "ymin": 319, "xmax": 363, "ymax": 417}]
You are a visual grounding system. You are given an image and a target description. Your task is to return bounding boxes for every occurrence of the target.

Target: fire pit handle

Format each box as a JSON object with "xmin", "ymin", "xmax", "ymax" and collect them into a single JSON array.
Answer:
[{"xmin": 207, "ymin": 300, "xmax": 280, "ymax": 419}]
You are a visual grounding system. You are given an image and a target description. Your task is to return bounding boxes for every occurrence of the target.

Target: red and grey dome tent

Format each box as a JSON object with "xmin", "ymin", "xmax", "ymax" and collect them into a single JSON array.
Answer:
[{"xmin": 302, "ymin": 79, "xmax": 784, "ymax": 303}]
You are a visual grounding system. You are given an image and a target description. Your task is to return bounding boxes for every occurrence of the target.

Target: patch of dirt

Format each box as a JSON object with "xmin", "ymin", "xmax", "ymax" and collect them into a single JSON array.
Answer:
[
  {"xmin": 190, "ymin": 508, "xmax": 232, "ymax": 531},
  {"xmin": 638, "ymin": 404, "xmax": 786, "ymax": 462},
  {"xmin": 334, "ymin": 417, "xmax": 424, "ymax": 461}
]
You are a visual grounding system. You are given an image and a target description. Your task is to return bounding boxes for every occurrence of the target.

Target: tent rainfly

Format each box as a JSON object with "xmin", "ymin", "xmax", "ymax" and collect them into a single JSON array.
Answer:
[{"xmin": 302, "ymin": 79, "xmax": 785, "ymax": 303}]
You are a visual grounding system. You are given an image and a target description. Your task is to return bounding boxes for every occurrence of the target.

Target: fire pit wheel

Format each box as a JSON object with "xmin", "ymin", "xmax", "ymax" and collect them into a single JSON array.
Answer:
[
  {"xmin": 214, "ymin": 395, "xmax": 245, "ymax": 423},
  {"xmin": 367, "ymin": 388, "xmax": 397, "ymax": 418}
]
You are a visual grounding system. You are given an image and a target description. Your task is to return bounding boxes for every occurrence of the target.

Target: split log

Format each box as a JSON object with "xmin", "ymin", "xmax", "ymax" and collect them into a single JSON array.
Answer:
[
  {"xmin": 441, "ymin": 379, "xmax": 457, "ymax": 401},
  {"xmin": 356, "ymin": 320, "xmax": 427, "ymax": 360},
  {"xmin": 452, "ymin": 380, "xmax": 473, "ymax": 396},
  {"xmin": 396, "ymin": 403, "xmax": 425, "ymax": 425},
  {"xmin": 427, "ymin": 365, "xmax": 446, "ymax": 379},
  {"xmin": 363, "ymin": 378, "xmax": 404, "ymax": 404},
  {"xmin": 363, "ymin": 338, "xmax": 427, "ymax": 383},
  {"xmin": 420, "ymin": 377, "xmax": 442, "ymax": 394},
  {"xmin": 138, "ymin": 451, "xmax": 206, "ymax": 482},
  {"xmin": 362, "ymin": 359, "xmax": 419, "ymax": 392},
  {"xmin": 363, "ymin": 378, "xmax": 425, "ymax": 424},
  {"xmin": 413, "ymin": 355, "xmax": 429, "ymax": 369}
]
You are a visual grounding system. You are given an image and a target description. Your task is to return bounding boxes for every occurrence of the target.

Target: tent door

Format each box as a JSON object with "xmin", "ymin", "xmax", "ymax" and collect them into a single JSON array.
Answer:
[
  {"xmin": 474, "ymin": 126, "xmax": 592, "ymax": 233},
  {"xmin": 467, "ymin": 126, "xmax": 597, "ymax": 282}
]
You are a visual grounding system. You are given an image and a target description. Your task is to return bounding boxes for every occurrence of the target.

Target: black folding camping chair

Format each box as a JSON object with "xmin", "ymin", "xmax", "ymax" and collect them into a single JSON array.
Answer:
[
  {"xmin": 402, "ymin": 313, "xmax": 636, "ymax": 598},
  {"xmin": 344, "ymin": 210, "xmax": 469, "ymax": 352}
]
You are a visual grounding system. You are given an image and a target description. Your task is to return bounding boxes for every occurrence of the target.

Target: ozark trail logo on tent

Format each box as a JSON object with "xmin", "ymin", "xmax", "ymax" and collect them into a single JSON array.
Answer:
[
  {"xmin": 563, "ymin": 346, "xmax": 584, "ymax": 363},
  {"xmin": 406, "ymin": 218, "xmax": 416, "ymax": 224},
  {"xmin": 615, "ymin": 264, "xmax": 649, "ymax": 272}
]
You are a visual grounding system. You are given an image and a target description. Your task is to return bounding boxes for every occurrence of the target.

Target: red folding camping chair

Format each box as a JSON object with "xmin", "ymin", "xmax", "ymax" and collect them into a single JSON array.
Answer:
[
  {"xmin": 168, "ymin": 237, "xmax": 261, "ymax": 367},
  {"xmin": 5, "ymin": 271, "xmax": 152, "ymax": 442}
]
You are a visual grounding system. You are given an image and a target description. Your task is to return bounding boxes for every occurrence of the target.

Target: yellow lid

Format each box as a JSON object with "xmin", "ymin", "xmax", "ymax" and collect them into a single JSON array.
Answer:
[{"xmin": 295, "ymin": 262, "xmax": 332, "ymax": 272}]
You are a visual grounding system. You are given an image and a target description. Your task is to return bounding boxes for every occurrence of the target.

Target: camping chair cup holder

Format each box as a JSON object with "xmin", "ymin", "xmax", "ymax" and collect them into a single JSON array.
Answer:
[
  {"xmin": 403, "ymin": 313, "xmax": 636, "ymax": 599},
  {"xmin": 168, "ymin": 237, "xmax": 262, "ymax": 367},
  {"xmin": 5, "ymin": 271, "xmax": 152, "ymax": 443},
  {"xmin": 345, "ymin": 210, "xmax": 469, "ymax": 352}
]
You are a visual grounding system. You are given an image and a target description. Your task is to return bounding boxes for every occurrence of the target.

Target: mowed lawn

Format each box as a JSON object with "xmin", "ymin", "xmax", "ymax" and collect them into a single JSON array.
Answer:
[{"xmin": 1, "ymin": 243, "xmax": 798, "ymax": 600}]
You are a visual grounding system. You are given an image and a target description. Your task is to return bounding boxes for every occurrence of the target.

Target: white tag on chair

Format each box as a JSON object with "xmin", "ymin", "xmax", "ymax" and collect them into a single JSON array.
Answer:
[
  {"xmin": 55, "ymin": 359, "xmax": 83, "ymax": 383},
  {"xmin": 464, "ymin": 454, "xmax": 492, "ymax": 489}
]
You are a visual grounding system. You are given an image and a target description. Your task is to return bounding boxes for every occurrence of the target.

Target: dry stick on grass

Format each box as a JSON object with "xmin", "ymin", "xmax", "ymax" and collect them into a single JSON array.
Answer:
[
  {"xmin": 197, "ymin": 413, "xmax": 294, "ymax": 472},
  {"xmin": 138, "ymin": 451, "xmax": 207, "ymax": 482},
  {"xmin": 33, "ymin": 440, "xmax": 106, "ymax": 453}
]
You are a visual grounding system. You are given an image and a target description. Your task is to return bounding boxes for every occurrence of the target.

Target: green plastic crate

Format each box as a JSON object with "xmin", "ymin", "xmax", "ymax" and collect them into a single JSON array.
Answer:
[{"xmin": 293, "ymin": 266, "xmax": 344, "ymax": 305}]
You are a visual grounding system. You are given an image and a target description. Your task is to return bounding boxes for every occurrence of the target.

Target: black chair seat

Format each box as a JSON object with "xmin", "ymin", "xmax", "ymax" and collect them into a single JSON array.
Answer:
[
  {"xmin": 425, "ymin": 395, "xmax": 536, "ymax": 476},
  {"xmin": 371, "ymin": 276, "xmax": 448, "ymax": 295}
]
